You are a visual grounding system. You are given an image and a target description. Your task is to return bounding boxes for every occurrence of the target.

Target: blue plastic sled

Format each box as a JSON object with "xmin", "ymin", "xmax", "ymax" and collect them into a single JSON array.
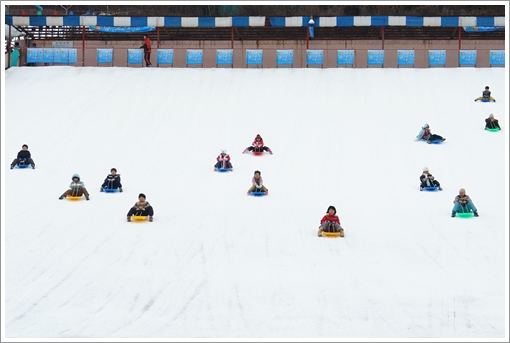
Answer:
[
  {"xmin": 429, "ymin": 139, "xmax": 444, "ymax": 144},
  {"xmin": 216, "ymin": 168, "xmax": 231, "ymax": 173},
  {"xmin": 423, "ymin": 186, "xmax": 439, "ymax": 191},
  {"xmin": 250, "ymin": 191, "xmax": 267, "ymax": 197},
  {"xmin": 16, "ymin": 163, "xmax": 30, "ymax": 169},
  {"xmin": 479, "ymin": 99, "xmax": 495, "ymax": 103},
  {"xmin": 103, "ymin": 188, "xmax": 119, "ymax": 193}
]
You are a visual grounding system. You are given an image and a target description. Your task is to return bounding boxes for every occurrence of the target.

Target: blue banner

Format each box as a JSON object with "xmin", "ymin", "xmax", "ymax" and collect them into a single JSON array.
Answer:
[
  {"xmin": 246, "ymin": 50, "xmax": 263, "ymax": 65},
  {"xmin": 97, "ymin": 48, "xmax": 113, "ymax": 63},
  {"xmin": 27, "ymin": 48, "xmax": 44, "ymax": 63},
  {"xmin": 463, "ymin": 26, "xmax": 504, "ymax": 32},
  {"xmin": 336, "ymin": 50, "xmax": 354, "ymax": 65},
  {"xmin": 337, "ymin": 50, "xmax": 354, "ymax": 65},
  {"xmin": 128, "ymin": 49, "xmax": 143, "ymax": 64},
  {"xmin": 397, "ymin": 50, "xmax": 415, "ymax": 66},
  {"xmin": 428, "ymin": 50, "xmax": 446, "ymax": 66},
  {"xmin": 216, "ymin": 49, "xmax": 233, "ymax": 65},
  {"xmin": 459, "ymin": 50, "xmax": 477, "ymax": 66},
  {"xmin": 186, "ymin": 49, "xmax": 203, "ymax": 65},
  {"xmin": 367, "ymin": 50, "xmax": 384, "ymax": 65},
  {"xmin": 157, "ymin": 49, "xmax": 174, "ymax": 65},
  {"xmin": 89, "ymin": 25, "xmax": 155, "ymax": 33},
  {"xmin": 306, "ymin": 50, "xmax": 323, "ymax": 65},
  {"xmin": 43, "ymin": 48, "xmax": 54, "ymax": 63},
  {"xmin": 67, "ymin": 49, "xmax": 77, "ymax": 64},
  {"xmin": 276, "ymin": 50, "xmax": 293, "ymax": 65},
  {"xmin": 53, "ymin": 48, "xmax": 62, "ymax": 63},
  {"xmin": 490, "ymin": 50, "xmax": 505, "ymax": 66}
]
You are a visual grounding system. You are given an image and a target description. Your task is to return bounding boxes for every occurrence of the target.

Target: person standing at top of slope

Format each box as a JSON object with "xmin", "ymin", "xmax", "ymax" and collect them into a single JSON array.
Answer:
[
  {"xmin": 416, "ymin": 124, "xmax": 445, "ymax": 144},
  {"xmin": 317, "ymin": 205, "xmax": 344, "ymax": 237},
  {"xmin": 10, "ymin": 144, "xmax": 36, "ymax": 169},
  {"xmin": 474, "ymin": 86, "xmax": 495, "ymax": 102},
  {"xmin": 140, "ymin": 34, "xmax": 152, "ymax": 67},
  {"xmin": 242, "ymin": 134, "xmax": 273, "ymax": 154}
]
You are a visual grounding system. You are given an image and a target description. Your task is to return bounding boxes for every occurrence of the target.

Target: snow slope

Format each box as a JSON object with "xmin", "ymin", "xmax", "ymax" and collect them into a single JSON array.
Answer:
[{"xmin": 2, "ymin": 66, "xmax": 508, "ymax": 340}]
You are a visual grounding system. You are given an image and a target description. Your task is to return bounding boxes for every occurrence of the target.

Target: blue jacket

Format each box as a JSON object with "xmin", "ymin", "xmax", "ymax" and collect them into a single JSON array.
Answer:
[
  {"xmin": 416, "ymin": 129, "xmax": 430, "ymax": 141},
  {"xmin": 69, "ymin": 174, "xmax": 85, "ymax": 190}
]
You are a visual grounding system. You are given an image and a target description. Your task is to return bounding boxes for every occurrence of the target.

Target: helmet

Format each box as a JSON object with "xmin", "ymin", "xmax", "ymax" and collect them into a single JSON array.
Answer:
[
  {"xmin": 221, "ymin": 149, "xmax": 227, "ymax": 154},
  {"xmin": 423, "ymin": 167, "xmax": 429, "ymax": 172},
  {"xmin": 423, "ymin": 123, "xmax": 429, "ymax": 129}
]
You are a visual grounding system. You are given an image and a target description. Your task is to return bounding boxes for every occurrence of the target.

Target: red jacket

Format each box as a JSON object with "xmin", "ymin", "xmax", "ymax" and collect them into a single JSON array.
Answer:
[
  {"xmin": 252, "ymin": 137, "xmax": 264, "ymax": 148},
  {"xmin": 320, "ymin": 214, "xmax": 340, "ymax": 225},
  {"xmin": 144, "ymin": 37, "xmax": 151, "ymax": 53},
  {"xmin": 216, "ymin": 154, "xmax": 230, "ymax": 162}
]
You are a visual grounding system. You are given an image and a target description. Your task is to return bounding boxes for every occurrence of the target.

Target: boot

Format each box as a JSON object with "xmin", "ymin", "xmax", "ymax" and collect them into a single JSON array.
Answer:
[
  {"xmin": 149, "ymin": 215, "xmax": 153, "ymax": 222},
  {"xmin": 339, "ymin": 229, "xmax": 345, "ymax": 237},
  {"xmin": 100, "ymin": 187, "xmax": 104, "ymax": 192},
  {"xmin": 59, "ymin": 195, "xmax": 64, "ymax": 200},
  {"xmin": 119, "ymin": 188, "xmax": 123, "ymax": 192},
  {"xmin": 242, "ymin": 148, "xmax": 249, "ymax": 154},
  {"xmin": 127, "ymin": 216, "xmax": 131, "ymax": 222},
  {"xmin": 267, "ymin": 148, "xmax": 273, "ymax": 155},
  {"xmin": 451, "ymin": 212, "xmax": 456, "ymax": 217},
  {"xmin": 10, "ymin": 165, "xmax": 14, "ymax": 169},
  {"xmin": 317, "ymin": 228, "xmax": 323, "ymax": 237},
  {"xmin": 474, "ymin": 211, "xmax": 479, "ymax": 217},
  {"xmin": 85, "ymin": 195, "xmax": 90, "ymax": 201}
]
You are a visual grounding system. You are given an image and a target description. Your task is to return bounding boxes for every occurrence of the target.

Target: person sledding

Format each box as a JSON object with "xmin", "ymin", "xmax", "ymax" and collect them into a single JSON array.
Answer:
[
  {"xmin": 247, "ymin": 170, "xmax": 268, "ymax": 195},
  {"xmin": 214, "ymin": 149, "xmax": 233, "ymax": 171},
  {"xmin": 127, "ymin": 193, "xmax": 154, "ymax": 222},
  {"xmin": 242, "ymin": 134, "xmax": 273, "ymax": 154},
  {"xmin": 485, "ymin": 113, "xmax": 501, "ymax": 130},
  {"xmin": 317, "ymin": 205, "xmax": 344, "ymax": 237},
  {"xmin": 474, "ymin": 86, "xmax": 496, "ymax": 102},
  {"xmin": 59, "ymin": 174, "xmax": 90, "ymax": 200},
  {"xmin": 452, "ymin": 188, "xmax": 479, "ymax": 217},
  {"xmin": 416, "ymin": 124, "xmax": 445, "ymax": 144},
  {"xmin": 420, "ymin": 167, "xmax": 442, "ymax": 191},
  {"xmin": 10, "ymin": 144, "xmax": 36, "ymax": 169},
  {"xmin": 100, "ymin": 168, "xmax": 123, "ymax": 192}
]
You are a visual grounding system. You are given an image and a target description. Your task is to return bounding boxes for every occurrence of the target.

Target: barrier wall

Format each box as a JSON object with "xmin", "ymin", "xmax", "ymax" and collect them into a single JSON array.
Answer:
[{"xmin": 12, "ymin": 39, "xmax": 505, "ymax": 68}]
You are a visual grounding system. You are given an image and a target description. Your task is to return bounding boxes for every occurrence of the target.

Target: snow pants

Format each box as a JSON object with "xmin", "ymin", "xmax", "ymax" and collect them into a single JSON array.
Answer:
[
  {"xmin": 128, "ymin": 206, "xmax": 154, "ymax": 217},
  {"xmin": 12, "ymin": 158, "xmax": 35, "ymax": 167},
  {"xmin": 320, "ymin": 221, "xmax": 343, "ymax": 232},
  {"xmin": 61, "ymin": 188, "xmax": 89, "ymax": 197},
  {"xmin": 452, "ymin": 201, "xmax": 478, "ymax": 214}
]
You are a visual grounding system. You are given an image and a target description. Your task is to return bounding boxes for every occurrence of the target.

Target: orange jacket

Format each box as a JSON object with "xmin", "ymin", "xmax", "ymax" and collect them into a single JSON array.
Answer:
[{"xmin": 143, "ymin": 37, "xmax": 151, "ymax": 53}]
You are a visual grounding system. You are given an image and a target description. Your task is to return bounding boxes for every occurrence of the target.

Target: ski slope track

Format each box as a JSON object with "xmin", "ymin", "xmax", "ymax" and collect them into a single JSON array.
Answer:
[{"xmin": 2, "ymin": 67, "xmax": 508, "ymax": 339}]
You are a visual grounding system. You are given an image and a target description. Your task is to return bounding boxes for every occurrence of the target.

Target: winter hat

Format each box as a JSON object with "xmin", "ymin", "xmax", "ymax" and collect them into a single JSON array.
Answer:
[
  {"xmin": 254, "ymin": 170, "xmax": 261, "ymax": 175},
  {"xmin": 22, "ymin": 144, "xmax": 28, "ymax": 148},
  {"xmin": 327, "ymin": 205, "xmax": 337, "ymax": 214},
  {"xmin": 489, "ymin": 113, "xmax": 494, "ymax": 118},
  {"xmin": 423, "ymin": 167, "xmax": 429, "ymax": 172},
  {"xmin": 72, "ymin": 173, "xmax": 80, "ymax": 180},
  {"xmin": 459, "ymin": 188, "xmax": 466, "ymax": 194},
  {"xmin": 111, "ymin": 168, "xmax": 117, "ymax": 172},
  {"xmin": 138, "ymin": 193, "xmax": 146, "ymax": 199},
  {"xmin": 423, "ymin": 123, "xmax": 429, "ymax": 129},
  {"xmin": 221, "ymin": 149, "xmax": 227, "ymax": 154}
]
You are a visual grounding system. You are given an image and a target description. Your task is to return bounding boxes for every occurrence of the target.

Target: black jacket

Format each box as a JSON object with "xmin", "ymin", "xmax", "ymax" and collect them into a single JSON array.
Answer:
[
  {"xmin": 101, "ymin": 174, "xmax": 122, "ymax": 189},
  {"xmin": 17, "ymin": 150, "xmax": 31, "ymax": 159},
  {"xmin": 485, "ymin": 118, "xmax": 501, "ymax": 129}
]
